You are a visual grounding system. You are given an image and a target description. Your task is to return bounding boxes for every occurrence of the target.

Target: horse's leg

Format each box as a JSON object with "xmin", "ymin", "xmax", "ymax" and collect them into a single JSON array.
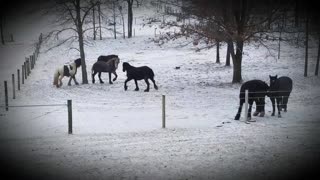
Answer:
[
  {"xmin": 247, "ymin": 100, "xmax": 254, "ymax": 121},
  {"xmin": 259, "ymin": 97, "xmax": 265, "ymax": 117},
  {"xmin": 283, "ymin": 94, "xmax": 290, "ymax": 112},
  {"xmin": 68, "ymin": 77, "xmax": 72, "ymax": 86},
  {"xmin": 144, "ymin": 78, "xmax": 150, "ymax": 92},
  {"xmin": 92, "ymin": 71, "xmax": 97, "ymax": 84},
  {"xmin": 58, "ymin": 76, "xmax": 64, "ymax": 87},
  {"xmin": 124, "ymin": 78, "xmax": 132, "ymax": 91},
  {"xmin": 108, "ymin": 72, "xmax": 113, "ymax": 84},
  {"xmin": 112, "ymin": 71, "xmax": 118, "ymax": 81},
  {"xmin": 73, "ymin": 76, "xmax": 79, "ymax": 85},
  {"xmin": 98, "ymin": 72, "xmax": 104, "ymax": 84},
  {"xmin": 276, "ymin": 98, "xmax": 282, "ymax": 118},
  {"xmin": 134, "ymin": 79, "xmax": 139, "ymax": 91},
  {"xmin": 270, "ymin": 97, "xmax": 276, "ymax": 116},
  {"xmin": 234, "ymin": 99, "xmax": 244, "ymax": 120},
  {"xmin": 253, "ymin": 99, "xmax": 259, "ymax": 116},
  {"xmin": 150, "ymin": 77, "xmax": 158, "ymax": 90}
]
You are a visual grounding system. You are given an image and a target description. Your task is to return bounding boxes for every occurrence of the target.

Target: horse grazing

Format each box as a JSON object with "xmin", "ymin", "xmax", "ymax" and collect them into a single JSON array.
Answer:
[
  {"xmin": 122, "ymin": 62, "xmax": 158, "ymax": 92},
  {"xmin": 268, "ymin": 75, "xmax": 293, "ymax": 118},
  {"xmin": 234, "ymin": 80, "xmax": 269, "ymax": 121},
  {"xmin": 92, "ymin": 57, "xmax": 119, "ymax": 84},
  {"xmin": 53, "ymin": 58, "xmax": 81, "ymax": 88}
]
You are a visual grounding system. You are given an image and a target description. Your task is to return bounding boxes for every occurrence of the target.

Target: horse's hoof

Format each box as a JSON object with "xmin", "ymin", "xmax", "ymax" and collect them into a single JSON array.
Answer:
[
  {"xmin": 144, "ymin": 89, "xmax": 149, "ymax": 92},
  {"xmin": 109, "ymin": 82, "xmax": 113, "ymax": 84},
  {"xmin": 278, "ymin": 115, "xmax": 282, "ymax": 118},
  {"xmin": 100, "ymin": 82, "xmax": 104, "ymax": 84},
  {"xmin": 135, "ymin": 88, "xmax": 139, "ymax": 91},
  {"xmin": 113, "ymin": 79, "xmax": 117, "ymax": 82},
  {"xmin": 234, "ymin": 114, "xmax": 240, "ymax": 120},
  {"xmin": 271, "ymin": 113, "xmax": 275, "ymax": 116},
  {"xmin": 155, "ymin": 86, "xmax": 158, "ymax": 90},
  {"xmin": 68, "ymin": 84, "xmax": 71, "ymax": 86},
  {"xmin": 259, "ymin": 112, "xmax": 265, "ymax": 117},
  {"xmin": 253, "ymin": 111, "xmax": 259, "ymax": 116}
]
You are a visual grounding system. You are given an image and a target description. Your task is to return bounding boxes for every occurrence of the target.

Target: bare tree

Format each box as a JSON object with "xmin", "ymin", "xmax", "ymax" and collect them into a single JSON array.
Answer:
[
  {"xmin": 50, "ymin": 0, "xmax": 98, "ymax": 84},
  {"xmin": 157, "ymin": 0, "xmax": 294, "ymax": 83}
]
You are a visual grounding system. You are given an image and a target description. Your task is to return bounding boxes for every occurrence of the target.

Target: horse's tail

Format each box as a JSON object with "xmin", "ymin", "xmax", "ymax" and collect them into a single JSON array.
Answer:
[
  {"xmin": 53, "ymin": 69, "xmax": 60, "ymax": 86},
  {"xmin": 149, "ymin": 68, "xmax": 155, "ymax": 78}
]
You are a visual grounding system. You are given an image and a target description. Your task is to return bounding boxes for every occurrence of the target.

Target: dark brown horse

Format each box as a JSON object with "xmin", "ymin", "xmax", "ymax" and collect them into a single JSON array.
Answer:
[{"xmin": 92, "ymin": 57, "xmax": 120, "ymax": 84}]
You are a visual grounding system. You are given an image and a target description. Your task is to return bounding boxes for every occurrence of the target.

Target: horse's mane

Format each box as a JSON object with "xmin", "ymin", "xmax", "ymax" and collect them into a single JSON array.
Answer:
[{"xmin": 74, "ymin": 58, "xmax": 81, "ymax": 68}]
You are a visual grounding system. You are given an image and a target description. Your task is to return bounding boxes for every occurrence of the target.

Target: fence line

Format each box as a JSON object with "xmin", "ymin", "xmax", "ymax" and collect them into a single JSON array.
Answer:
[
  {"xmin": 1, "ymin": 100, "xmax": 73, "ymax": 135},
  {"xmin": 239, "ymin": 90, "xmax": 292, "ymax": 94}
]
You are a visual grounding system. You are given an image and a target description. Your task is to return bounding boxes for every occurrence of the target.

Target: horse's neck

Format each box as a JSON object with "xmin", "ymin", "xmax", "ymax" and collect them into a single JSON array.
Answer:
[
  {"xmin": 127, "ymin": 65, "xmax": 135, "ymax": 70},
  {"xmin": 69, "ymin": 63, "xmax": 77, "ymax": 75}
]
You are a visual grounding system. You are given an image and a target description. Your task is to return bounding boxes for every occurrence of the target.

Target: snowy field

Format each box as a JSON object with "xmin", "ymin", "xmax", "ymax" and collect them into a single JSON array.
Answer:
[{"xmin": 0, "ymin": 2, "xmax": 320, "ymax": 180}]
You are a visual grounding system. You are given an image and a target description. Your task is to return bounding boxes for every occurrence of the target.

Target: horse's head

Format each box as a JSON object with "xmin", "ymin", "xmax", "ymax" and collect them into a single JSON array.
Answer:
[
  {"xmin": 269, "ymin": 75, "xmax": 278, "ymax": 88},
  {"xmin": 74, "ymin": 58, "xmax": 82, "ymax": 68},
  {"xmin": 114, "ymin": 57, "xmax": 120, "ymax": 69},
  {"xmin": 122, "ymin": 62, "xmax": 130, "ymax": 72}
]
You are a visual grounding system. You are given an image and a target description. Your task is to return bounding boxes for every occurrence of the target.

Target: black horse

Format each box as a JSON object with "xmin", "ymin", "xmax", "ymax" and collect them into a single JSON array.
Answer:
[
  {"xmin": 268, "ymin": 75, "xmax": 293, "ymax": 117},
  {"xmin": 122, "ymin": 62, "xmax": 158, "ymax": 92},
  {"xmin": 92, "ymin": 57, "xmax": 119, "ymax": 84},
  {"xmin": 97, "ymin": 55, "xmax": 119, "ymax": 62},
  {"xmin": 234, "ymin": 80, "xmax": 269, "ymax": 121}
]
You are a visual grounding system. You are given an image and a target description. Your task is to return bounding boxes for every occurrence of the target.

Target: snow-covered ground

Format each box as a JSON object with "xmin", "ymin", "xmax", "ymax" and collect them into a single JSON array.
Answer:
[{"xmin": 0, "ymin": 2, "xmax": 320, "ymax": 180}]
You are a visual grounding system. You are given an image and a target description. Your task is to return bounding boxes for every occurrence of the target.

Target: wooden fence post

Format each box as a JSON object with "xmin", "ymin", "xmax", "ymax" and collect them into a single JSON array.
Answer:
[
  {"xmin": 162, "ymin": 95, "xmax": 166, "ymax": 128},
  {"xmin": 68, "ymin": 100, "xmax": 73, "ymax": 134},
  {"xmin": 22, "ymin": 65, "xmax": 24, "ymax": 84},
  {"xmin": 4, "ymin": 81, "xmax": 8, "ymax": 111},
  {"xmin": 17, "ymin": 69, "xmax": 20, "ymax": 90},
  {"xmin": 12, "ymin": 74, "xmax": 15, "ymax": 99},
  {"xmin": 24, "ymin": 62, "xmax": 27, "ymax": 79},
  {"xmin": 30, "ymin": 55, "xmax": 33, "ymax": 69},
  {"xmin": 244, "ymin": 90, "xmax": 249, "ymax": 122}
]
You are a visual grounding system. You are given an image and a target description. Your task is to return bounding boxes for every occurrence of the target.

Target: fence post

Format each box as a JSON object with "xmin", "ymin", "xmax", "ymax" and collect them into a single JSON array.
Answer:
[
  {"xmin": 17, "ymin": 69, "xmax": 20, "ymax": 90},
  {"xmin": 12, "ymin": 74, "xmax": 15, "ymax": 99},
  {"xmin": 24, "ymin": 62, "xmax": 27, "ymax": 79},
  {"xmin": 22, "ymin": 65, "xmax": 24, "ymax": 84},
  {"xmin": 68, "ymin": 100, "xmax": 73, "ymax": 134},
  {"xmin": 162, "ymin": 95, "xmax": 166, "ymax": 128},
  {"xmin": 244, "ymin": 90, "xmax": 249, "ymax": 122},
  {"xmin": 30, "ymin": 55, "xmax": 33, "ymax": 69},
  {"xmin": 4, "ymin": 81, "xmax": 8, "ymax": 111}
]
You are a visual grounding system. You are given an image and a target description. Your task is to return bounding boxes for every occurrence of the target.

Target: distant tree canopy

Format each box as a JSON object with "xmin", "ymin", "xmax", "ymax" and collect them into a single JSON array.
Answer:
[{"xmin": 160, "ymin": 0, "xmax": 320, "ymax": 83}]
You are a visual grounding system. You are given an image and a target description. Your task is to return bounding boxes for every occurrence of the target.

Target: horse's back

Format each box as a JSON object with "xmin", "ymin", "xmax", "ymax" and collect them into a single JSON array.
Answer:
[
  {"xmin": 277, "ymin": 76, "xmax": 293, "ymax": 92},
  {"xmin": 97, "ymin": 55, "xmax": 118, "ymax": 62},
  {"xmin": 127, "ymin": 66, "xmax": 154, "ymax": 80},
  {"xmin": 240, "ymin": 80, "xmax": 268, "ymax": 98}
]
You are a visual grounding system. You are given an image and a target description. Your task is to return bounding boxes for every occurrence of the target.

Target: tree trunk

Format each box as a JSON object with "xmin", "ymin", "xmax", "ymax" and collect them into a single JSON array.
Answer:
[
  {"xmin": 92, "ymin": 3, "xmax": 96, "ymax": 40},
  {"xmin": 76, "ymin": 0, "xmax": 88, "ymax": 84},
  {"xmin": 304, "ymin": 14, "xmax": 309, "ymax": 77},
  {"xmin": 216, "ymin": 41, "xmax": 220, "ymax": 63},
  {"xmin": 232, "ymin": 40, "xmax": 243, "ymax": 83},
  {"xmin": 98, "ymin": 2, "xmax": 102, "ymax": 40},
  {"xmin": 127, "ymin": 0, "xmax": 133, "ymax": 38},
  {"xmin": 295, "ymin": 0, "xmax": 299, "ymax": 27},
  {"xmin": 225, "ymin": 41, "xmax": 231, "ymax": 66},
  {"xmin": 0, "ymin": 14, "xmax": 4, "ymax": 45},
  {"xmin": 113, "ymin": 2, "xmax": 116, "ymax": 39},
  {"xmin": 315, "ymin": 36, "xmax": 320, "ymax": 76}
]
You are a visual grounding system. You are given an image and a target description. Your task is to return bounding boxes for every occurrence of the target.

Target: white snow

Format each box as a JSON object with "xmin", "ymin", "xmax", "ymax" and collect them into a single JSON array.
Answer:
[{"xmin": 0, "ymin": 1, "xmax": 320, "ymax": 180}]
